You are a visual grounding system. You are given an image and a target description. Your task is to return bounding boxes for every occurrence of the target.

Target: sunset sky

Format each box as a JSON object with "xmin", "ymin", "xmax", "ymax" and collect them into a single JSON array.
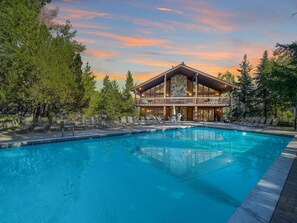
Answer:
[{"xmin": 51, "ymin": 0, "xmax": 297, "ymax": 88}]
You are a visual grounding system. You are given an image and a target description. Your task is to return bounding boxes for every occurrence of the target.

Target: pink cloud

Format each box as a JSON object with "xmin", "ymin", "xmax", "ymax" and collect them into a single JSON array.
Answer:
[
  {"xmin": 155, "ymin": 7, "xmax": 182, "ymax": 14},
  {"xmin": 53, "ymin": 19, "xmax": 107, "ymax": 30},
  {"xmin": 83, "ymin": 31, "xmax": 170, "ymax": 47},
  {"xmin": 58, "ymin": 7, "xmax": 111, "ymax": 20},
  {"xmin": 133, "ymin": 18, "xmax": 174, "ymax": 31},
  {"xmin": 85, "ymin": 49, "xmax": 117, "ymax": 59},
  {"xmin": 128, "ymin": 59, "xmax": 179, "ymax": 67}
]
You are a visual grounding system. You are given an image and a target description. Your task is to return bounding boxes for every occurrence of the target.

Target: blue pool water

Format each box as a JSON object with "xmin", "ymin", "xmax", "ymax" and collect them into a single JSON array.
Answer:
[{"xmin": 0, "ymin": 127, "xmax": 291, "ymax": 223}]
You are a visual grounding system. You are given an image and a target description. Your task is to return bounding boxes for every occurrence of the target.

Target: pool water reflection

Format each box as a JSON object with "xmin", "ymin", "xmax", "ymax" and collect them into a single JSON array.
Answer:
[{"xmin": 0, "ymin": 127, "xmax": 291, "ymax": 223}]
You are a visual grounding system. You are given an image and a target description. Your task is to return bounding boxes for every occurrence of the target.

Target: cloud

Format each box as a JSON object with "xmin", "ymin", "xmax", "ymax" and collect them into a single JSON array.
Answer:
[
  {"xmin": 93, "ymin": 73, "xmax": 127, "ymax": 81},
  {"xmin": 163, "ymin": 0, "xmax": 242, "ymax": 33},
  {"xmin": 133, "ymin": 18, "xmax": 174, "ymax": 31},
  {"xmin": 128, "ymin": 59, "xmax": 179, "ymax": 67},
  {"xmin": 58, "ymin": 7, "xmax": 111, "ymax": 20},
  {"xmin": 155, "ymin": 7, "xmax": 182, "ymax": 14},
  {"xmin": 85, "ymin": 49, "xmax": 117, "ymax": 59},
  {"xmin": 76, "ymin": 37, "xmax": 99, "ymax": 45},
  {"xmin": 83, "ymin": 31, "xmax": 170, "ymax": 47},
  {"xmin": 53, "ymin": 19, "xmax": 107, "ymax": 30},
  {"xmin": 194, "ymin": 16, "xmax": 241, "ymax": 32},
  {"xmin": 132, "ymin": 70, "xmax": 164, "ymax": 81}
]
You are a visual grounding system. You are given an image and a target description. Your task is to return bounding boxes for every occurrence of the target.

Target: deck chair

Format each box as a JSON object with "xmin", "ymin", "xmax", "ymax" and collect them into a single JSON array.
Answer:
[
  {"xmin": 33, "ymin": 117, "xmax": 49, "ymax": 132},
  {"xmin": 156, "ymin": 116, "xmax": 163, "ymax": 124},
  {"xmin": 271, "ymin": 118, "xmax": 279, "ymax": 126},
  {"xmin": 127, "ymin": 116, "xmax": 138, "ymax": 125},
  {"xmin": 252, "ymin": 117, "xmax": 265, "ymax": 127},
  {"xmin": 151, "ymin": 116, "xmax": 158, "ymax": 124},
  {"xmin": 49, "ymin": 117, "xmax": 62, "ymax": 131},
  {"xmin": 257, "ymin": 117, "xmax": 272, "ymax": 128},
  {"xmin": 249, "ymin": 117, "xmax": 263, "ymax": 127},
  {"xmin": 242, "ymin": 118, "xmax": 253, "ymax": 126},
  {"xmin": 85, "ymin": 117, "xmax": 96, "ymax": 129},
  {"xmin": 15, "ymin": 116, "xmax": 34, "ymax": 133},
  {"xmin": 62, "ymin": 119, "xmax": 75, "ymax": 131},
  {"xmin": 74, "ymin": 117, "xmax": 87, "ymax": 130},
  {"xmin": 133, "ymin": 116, "xmax": 141, "ymax": 125},
  {"xmin": 139, "ymin": 116, "xmax": 146, "ymax": 125},
  {"xmin": 120, "ymin": 117, "xmax": 129, "ymax": 126}
]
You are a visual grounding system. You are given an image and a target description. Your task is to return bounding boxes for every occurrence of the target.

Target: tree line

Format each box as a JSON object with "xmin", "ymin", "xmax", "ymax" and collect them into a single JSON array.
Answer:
[
  {"xmin": 217, "ymin": 42, "xmax": 297, "ymax": 129},
  {"xmin": 0, "ymin": 0, "xmax": 135, "ymax": 121}
]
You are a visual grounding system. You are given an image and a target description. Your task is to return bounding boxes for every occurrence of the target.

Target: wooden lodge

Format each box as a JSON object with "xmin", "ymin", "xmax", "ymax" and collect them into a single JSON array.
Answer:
[{"xmin": 132, "ymin": 63, "xmax": 238, "ymax": 122}]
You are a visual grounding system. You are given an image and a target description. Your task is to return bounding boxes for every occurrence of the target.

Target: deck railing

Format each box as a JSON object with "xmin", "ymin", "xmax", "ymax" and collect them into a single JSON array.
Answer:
[{"xmin": 136, "ymin": 97, "xmax": 230, "ymax": 106}]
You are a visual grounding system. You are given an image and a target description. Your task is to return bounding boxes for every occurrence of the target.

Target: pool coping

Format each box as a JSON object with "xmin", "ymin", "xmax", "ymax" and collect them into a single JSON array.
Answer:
[
  {"xmin": 0, "ymin": 125, "xmax": 195, "ymax": 149},
  {"xmin": 227, "ymin": 136, "xmax": 297, "ymax": 223},
  {"xmin": 0, "ymin": 123, "xmax": 296, "ymax": 222}
]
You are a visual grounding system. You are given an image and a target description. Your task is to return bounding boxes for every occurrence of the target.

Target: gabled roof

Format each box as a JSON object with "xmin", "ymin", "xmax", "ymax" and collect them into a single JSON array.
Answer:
[{"xmin": 132, "ymin": 63, "xmax": 238, "ymax": 94}]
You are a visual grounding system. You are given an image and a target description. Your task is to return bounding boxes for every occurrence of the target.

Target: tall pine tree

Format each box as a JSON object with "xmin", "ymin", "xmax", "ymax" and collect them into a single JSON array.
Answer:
[
  {"xmin": 254, "ymin": 51, "xmax": 272, "ymax": 117},
  {"xmin": 271, "ymin": 42, "xmax": 297, "ymax": 130},
  {"xmin": 121, "ymin": 70, "xmax": 135, "ymax": 116},
  {"xmin": 236, "ymin": 54, "xmax": 254, "ymax": 118},
  {"xmin": 99, "ymin": 75, "xmax": 122, "ymax": 118}
]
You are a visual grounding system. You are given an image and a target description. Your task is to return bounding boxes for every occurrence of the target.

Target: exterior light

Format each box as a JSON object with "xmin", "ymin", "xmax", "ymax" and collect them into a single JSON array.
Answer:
[
  {"xmin": 189, "ymin": 93, "xmax": 192, "ymax": 96},
  {"xmin": 139, "ymin": 87, "xmax": 142, "ymax": 90},
  {"xmin": 141, "ymin": 94, "xmax": 144, "ymax": 96},
  {"xmin": 224, "ymin": 85, "xmax": 227, "ymax": 87},
  {"xmin": 166, "ymin": 94, "xmax": 169, "ymax": 96}
]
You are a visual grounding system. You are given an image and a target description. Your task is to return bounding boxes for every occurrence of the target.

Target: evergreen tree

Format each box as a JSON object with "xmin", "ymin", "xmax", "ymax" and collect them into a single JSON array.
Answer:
[
  {"xmin": 0, "ymin": 0, "xmax": 87, "ymax": 117},
  {"xmin": 99, "ymin": 75, "xmax": 122, "ymax": 118},
  {"xmin": 121, "ymin": 71, "xmax": 135, "ymax": 116},
  {"xmin": 236, "ymin": 54, "xmax": 254, "ymax": 118},
  {"xmin": 254, "ymin": 51, "xmax": 272, "ymax": 117},
  {"xmin": 82, "ymin": 62, "xmax": 100, "ymax": 116},
  {"xmin": 217, "ymin": 70, "xmax": 236, "ymax": 84},
  {"xmin": 270, "ymin": 42, "xmax": 297, "ymax": 130},
  {"xmin": 217, "ymin": 71, "xmax": 236, "ymax": 121}
]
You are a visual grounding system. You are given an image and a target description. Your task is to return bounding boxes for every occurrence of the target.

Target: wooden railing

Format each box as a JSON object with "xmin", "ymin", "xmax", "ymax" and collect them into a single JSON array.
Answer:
[{"xmin": 136, "ymin": 97, "xmax": 231, "ymax": 106}]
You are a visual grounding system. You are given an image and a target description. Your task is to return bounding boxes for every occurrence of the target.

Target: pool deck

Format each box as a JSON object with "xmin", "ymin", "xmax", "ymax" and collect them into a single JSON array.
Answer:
[{"xmin": 0, "ymin": 122, "xmax": 297, "ymax": 222}]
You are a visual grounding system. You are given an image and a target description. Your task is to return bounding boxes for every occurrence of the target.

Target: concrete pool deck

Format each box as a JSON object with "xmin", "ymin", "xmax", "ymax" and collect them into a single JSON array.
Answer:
[{"xmin": 0, "ymin": 122, "xmax": 296, "ymax": 222}]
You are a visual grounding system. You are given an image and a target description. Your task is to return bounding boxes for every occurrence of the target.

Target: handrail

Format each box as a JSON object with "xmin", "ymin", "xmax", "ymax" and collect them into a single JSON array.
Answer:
[{"xmin": 136, "ymin": 96, "xmax": 230, "ymax": 106}]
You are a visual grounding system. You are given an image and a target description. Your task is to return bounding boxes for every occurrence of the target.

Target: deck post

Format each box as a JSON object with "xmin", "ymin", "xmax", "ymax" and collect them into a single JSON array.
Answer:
[
  {"xmin": 163, "ymin": 74, "xmax": 167, "ymax": 120},
  {"xmin": 194, "ymin": 106, "xmax": 198, "ymax": 121},
  {"xmin": 164, "ymin": 74, "xmax": 167, "ymax": 98},
  {"xmin": 195, "ymin": 73, "xmax": 198, "ymax": 98},
  {"xmin": 134, "ymin": 92, "xmax": 137, "ymax": 116}
]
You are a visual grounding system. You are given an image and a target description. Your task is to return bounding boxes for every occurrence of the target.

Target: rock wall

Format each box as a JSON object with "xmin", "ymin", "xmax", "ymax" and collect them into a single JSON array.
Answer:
[{"xmin": 171, "ymin": 74, "xmax": 187, "ymax": 97}]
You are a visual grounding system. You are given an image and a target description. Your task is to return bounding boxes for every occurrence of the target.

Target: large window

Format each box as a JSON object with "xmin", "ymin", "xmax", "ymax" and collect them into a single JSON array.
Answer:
[
  {"xmin": 140, "ymin": 107, "xmax": 164, "ymax": 117},
  {"xmin": 196, "ymin": 108, "xmax": 215, "ymax": 122},
  {"xmin": 141, "ymin": 83, "xmax": 164, "ymax": 97},
  {"xmin": 197, "ymin": 84, "xmax": 220, "ymax": 97}
]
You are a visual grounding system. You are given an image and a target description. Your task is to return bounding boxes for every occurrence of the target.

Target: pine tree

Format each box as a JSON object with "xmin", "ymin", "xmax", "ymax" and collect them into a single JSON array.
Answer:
[
  {"xmin": 254, "ymin": 51, "xmax": 272, "ymax": 117},
  {"xmin": 217, "ymin": 70, "xmax": 236, "ymax": 84},
  {"xmin": 236, "ymin": 54, "xmax": 254, "ymax": 118},
  {"xmin": 121, "ymin": 70, "xmax": 135, "ymax": 116},
  {"xmin": 217, "ymin": 70, "xmax": 236, "ymax": 120},
  {"xmin": 271, "ymin": 42, "xmax": 297, "ymax": 130},
  {"xmin": 82, "ymin": 62, "xmax": 100, "ymax": 116},
  {"xmin": 99, "ymin": 75, "xmax": 122, "ymax": 118}
]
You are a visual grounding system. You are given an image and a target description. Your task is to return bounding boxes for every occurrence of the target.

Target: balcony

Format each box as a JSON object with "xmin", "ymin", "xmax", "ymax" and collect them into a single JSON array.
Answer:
[{"xmin": 136, "ymin": 97, "xmax": 231, "ymax": 106}]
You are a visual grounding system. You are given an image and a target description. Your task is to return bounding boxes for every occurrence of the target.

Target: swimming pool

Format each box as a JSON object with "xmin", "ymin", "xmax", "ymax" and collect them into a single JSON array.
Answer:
[{"xmin": 0, "ymin": 127, "xmax": 291, "ymax": 223}]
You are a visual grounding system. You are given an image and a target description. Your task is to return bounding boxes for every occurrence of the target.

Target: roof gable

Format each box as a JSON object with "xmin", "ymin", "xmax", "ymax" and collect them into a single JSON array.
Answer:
[{"xmin": 132, "ymin": 63, "xmax": 238, "ymax": 94}]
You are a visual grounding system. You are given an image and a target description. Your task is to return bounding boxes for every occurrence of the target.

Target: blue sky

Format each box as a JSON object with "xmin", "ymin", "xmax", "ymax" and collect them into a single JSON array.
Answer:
[{"xmin": 50, "ymin": 0, "xmax": 297, "ymax": 88}]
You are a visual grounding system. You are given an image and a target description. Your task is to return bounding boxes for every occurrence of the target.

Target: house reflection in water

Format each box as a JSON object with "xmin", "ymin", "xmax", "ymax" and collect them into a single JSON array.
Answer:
[{"xmin": 134, "ymin": 131, "xmax": 234, "ymax": 181}]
